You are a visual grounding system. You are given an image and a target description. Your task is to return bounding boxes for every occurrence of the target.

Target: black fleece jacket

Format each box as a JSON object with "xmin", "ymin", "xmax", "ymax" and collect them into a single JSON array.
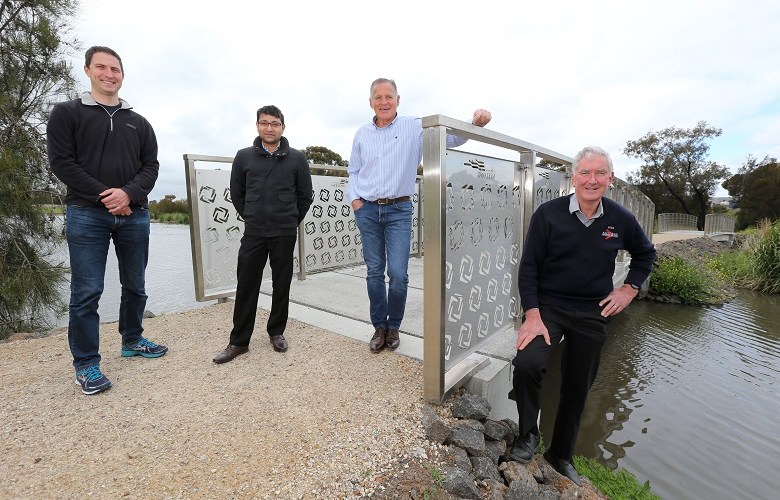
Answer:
[
  {"xmin": 230, "ymin": 136, "xmax": 313, "ymax": 237},
  {"xmin": 47, "ymin": 93, "xmax": 159, "ymax": 208}
]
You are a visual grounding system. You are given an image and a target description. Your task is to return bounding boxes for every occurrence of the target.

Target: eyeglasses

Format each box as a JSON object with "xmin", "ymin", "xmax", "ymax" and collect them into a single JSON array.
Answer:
[
  {"xmin": 258, "ymin": 121, "xmax": 283, "ymax": 129},
  {"xmin": 576, "ymin": 169, "xmax": 610, "ymax": 179}
]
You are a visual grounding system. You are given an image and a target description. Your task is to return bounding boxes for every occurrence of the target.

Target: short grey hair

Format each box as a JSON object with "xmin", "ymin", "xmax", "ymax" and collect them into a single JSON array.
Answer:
[
  {"xmin": 370, "ymin": 78, "xmax": 397, "ymax": 97},
  {"xmin": 572, "ymin": 146, "xmax": 613, "ymax": 172}
]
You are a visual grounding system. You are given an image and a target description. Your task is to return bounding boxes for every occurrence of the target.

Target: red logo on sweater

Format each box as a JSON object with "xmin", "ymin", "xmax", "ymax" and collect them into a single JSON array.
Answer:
[{"xmin": 602, "ymin": 226, "xmax": 619, "ymax": 240}]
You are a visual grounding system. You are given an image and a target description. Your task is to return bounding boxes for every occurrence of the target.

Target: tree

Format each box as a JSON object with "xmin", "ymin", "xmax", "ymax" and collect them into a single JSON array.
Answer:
[
  {"xmin": 723, "ymin": 155, "xmax": 780, "ymax": 230},
  {"xmin": 301, "ymin": 145, "xmax": 348, "ymax": 167},
  {"xmin": 624, "ymin": 121, "xmax": 730, "ymax": 229},
  {"xmin": 301, "ymin": 145, "xmax": 348, "ymax": 177},
  {"xmin": 0, "ymin": 0, "xmax": 78, "ymax": 337}
]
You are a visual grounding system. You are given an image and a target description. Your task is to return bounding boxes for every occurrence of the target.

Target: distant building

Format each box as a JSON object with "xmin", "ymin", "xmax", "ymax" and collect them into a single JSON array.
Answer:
[{"xmin": 710, "ymin": 196, "xmax": 735, "ymax": 208}]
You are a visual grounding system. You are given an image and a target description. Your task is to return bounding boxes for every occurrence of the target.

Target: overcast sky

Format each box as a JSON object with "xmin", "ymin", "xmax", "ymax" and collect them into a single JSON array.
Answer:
[{"xmin": 68, "ymin": 0, "xmax": 780, "ymax": 200}]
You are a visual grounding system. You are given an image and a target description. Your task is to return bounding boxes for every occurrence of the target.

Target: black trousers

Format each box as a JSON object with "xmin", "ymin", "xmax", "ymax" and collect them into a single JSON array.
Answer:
[
  {"xmin": 230, "ymin": 233, "xmax": 297, "ymax": 346},
  {"xmin": 511, "ymin": 304, "xmax": 608, "ymax": 460}
]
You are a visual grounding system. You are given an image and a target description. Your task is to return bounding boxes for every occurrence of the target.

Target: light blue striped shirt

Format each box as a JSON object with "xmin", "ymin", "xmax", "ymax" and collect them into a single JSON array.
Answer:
[{"xmin": 347, "ymin": 115, "xmax": 467, "ymax": 202}]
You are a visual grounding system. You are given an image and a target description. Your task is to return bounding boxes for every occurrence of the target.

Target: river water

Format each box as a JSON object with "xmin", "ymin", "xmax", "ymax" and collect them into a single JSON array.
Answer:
[
  {"xmin": 539, "ymin": 291, "xmax": 780, "ymax": 500},
  {"xmin": 52, "ymin": 222, "xmax": 208, "ymax": 327},
  {"xmin": 52, "ymin": 223, "xmax": 779, "ymax": 499}
]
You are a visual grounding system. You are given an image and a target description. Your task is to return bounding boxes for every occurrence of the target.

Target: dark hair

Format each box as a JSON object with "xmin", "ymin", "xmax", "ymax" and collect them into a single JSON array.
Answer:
[
  {"xmin": 256, "ymin": 105, "xmax": 284, "ymax": 125},
  {"xmin": 84, "ymin": 46, "xmax": 124, "ymax": 74},
  {"xmin": 370, "ymin": 77, "xmax": 397, "ymax": 97}
]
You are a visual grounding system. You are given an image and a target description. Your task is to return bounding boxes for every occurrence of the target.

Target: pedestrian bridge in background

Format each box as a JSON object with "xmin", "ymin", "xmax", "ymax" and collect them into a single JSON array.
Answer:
[{"xmin": 656, "ymin": 213, "xmax": 736, "ymax": 245}]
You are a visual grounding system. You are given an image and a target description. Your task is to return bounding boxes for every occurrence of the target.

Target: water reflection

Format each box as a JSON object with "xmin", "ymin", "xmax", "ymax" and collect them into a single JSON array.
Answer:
[{"xmin": 540, "ymin": 293, "xmax": 780, "ymax": 500}]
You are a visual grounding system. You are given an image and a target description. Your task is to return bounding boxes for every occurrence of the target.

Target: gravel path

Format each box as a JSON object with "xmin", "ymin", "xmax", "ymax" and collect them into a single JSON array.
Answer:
[{"xmin": 0, "ymin": 303, "xmax": 438, "ymax": 499}]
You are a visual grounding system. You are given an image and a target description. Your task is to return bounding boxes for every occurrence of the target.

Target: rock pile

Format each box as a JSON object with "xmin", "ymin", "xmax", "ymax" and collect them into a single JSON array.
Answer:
[{"xmin": 423, "ymin": 393, "xmax": 605, "ymax": 499}]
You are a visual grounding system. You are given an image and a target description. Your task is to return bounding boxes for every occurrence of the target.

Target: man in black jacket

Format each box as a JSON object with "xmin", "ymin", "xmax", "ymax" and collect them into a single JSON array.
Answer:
[
  {"xmin": 213, "ymin": 105, "xmax": 313, "ymax": 363},
  {"xmin": 47, "ymin": 46, "xmax": 167, "ymax": 395}
]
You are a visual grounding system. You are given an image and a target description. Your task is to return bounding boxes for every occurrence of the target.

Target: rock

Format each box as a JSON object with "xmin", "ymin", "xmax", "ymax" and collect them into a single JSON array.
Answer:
[
  {"xmin": 143, "ymin": 310, "xmax": 156, "ymax": 318},
  {"xmin": 451, "ymin": 393, "xmax": 491, "ymax": 420},
  {"xmin": 470, "ymin": 456, "xmax": 500, "ymax": 481},
  {"xmin": 500, "ymin": 460, "xmax": 539, "ymax": 489},
  {"xmin": 485, "ymin": 439, "xmax": 506, "ymax": 465},
  {"xmin": 483, "ymin": 419, "xmax": 512, "ymax": 441},
  {"xmin": 445, "ymin": 426, "xmax": 487, "ymax": 457},
  {"xmin": 441, "ymin": 466, "xmax": 481, "ymax": 500},
  {"xmin": 454, "ymin": 418, "xmax": 485, "ymax": 433},
  {"xmin": 421, "ymin": 406, "xmax": 451, "ymax": 444},
  {"xmin": 500, "ymin": 418, "xmax": 520, "ymax": 446},
  {"xmin": 479, "ymin": 479, "xmax": 509, "ymax": 500},
  {"xmin": 443, "ymin": 445, "xmax": 472, "ymax": 473},
  {"xmin": 506, "ymin": 477, "xmax": 545, "ymax": 500}
]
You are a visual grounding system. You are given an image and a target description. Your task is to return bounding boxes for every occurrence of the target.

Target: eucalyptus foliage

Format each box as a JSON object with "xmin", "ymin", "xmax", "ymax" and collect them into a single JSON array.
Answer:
[{"xmin": 0, "ymin": 0, "xmax": 78, "ymax": 337}]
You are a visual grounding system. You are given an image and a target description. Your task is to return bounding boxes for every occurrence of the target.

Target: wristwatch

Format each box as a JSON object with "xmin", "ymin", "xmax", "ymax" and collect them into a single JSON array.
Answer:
[{"xmin": 628, "ymin": 283, "xmax": 640, "ymax": 290}]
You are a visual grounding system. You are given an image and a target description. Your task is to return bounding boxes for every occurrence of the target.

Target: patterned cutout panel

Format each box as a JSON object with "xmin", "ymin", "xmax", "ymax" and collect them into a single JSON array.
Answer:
[
  {"xmin": 443, "ymin": 151, "xmax": 520, "ymax": 369},
  {"xmin": 302, "ymin": 176, "xmax": 420, "ymax": 273},
  {"xmin": 192, "ymin": 168, "xmax": 420, "ymax": 299},
  {"xmin": 533, "ymin": 167, "xmax": 569, "ymax": 211}
]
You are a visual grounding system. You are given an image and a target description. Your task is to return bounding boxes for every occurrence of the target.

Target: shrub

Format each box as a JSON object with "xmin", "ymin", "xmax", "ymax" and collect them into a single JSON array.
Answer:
[
  {"xmin": 156, "ymin": 212, "xmax": 189, "ymax": 224},
  {"xmin": 650, "ymin": 256, "xmax": 714, "ymax": 304},
  {"xmin": 712, "ymin": 219, "xmax": 780, "ymax": 294},
  {"xmin": 744, "ymin": 219, "xmax": 780, "ymax": 294}
]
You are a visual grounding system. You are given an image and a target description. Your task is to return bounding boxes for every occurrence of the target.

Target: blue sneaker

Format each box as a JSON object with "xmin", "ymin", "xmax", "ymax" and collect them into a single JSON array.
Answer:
[
  {"xmin": 75, "ymin": 365, "xmax": 112, "ymax": 395},
  {"xmin": 121, "ymin": 337, "xmax": 169, "ymax": 358}
]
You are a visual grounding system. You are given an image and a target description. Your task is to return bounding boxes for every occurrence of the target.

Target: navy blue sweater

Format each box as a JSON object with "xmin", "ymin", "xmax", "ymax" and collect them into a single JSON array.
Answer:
[{"xmin": 518, "ymin": 195, "xmax": 656, "ymax": 312}]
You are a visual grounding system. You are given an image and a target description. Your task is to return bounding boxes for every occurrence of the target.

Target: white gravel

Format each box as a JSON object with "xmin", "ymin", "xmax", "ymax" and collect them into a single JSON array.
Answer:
[{"xmin": 0, "ymin": 303, "xmax": 440, "ymax": 499}]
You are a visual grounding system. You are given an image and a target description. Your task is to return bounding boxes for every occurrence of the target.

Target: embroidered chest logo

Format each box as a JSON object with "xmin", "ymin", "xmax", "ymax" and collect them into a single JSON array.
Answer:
[{"xmin": 602, "ymin": 226, "xmax": 619, "ymax": 240}]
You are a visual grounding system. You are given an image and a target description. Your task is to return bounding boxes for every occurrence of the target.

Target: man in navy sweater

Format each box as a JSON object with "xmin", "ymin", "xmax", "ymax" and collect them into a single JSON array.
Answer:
[{"xmin": 509, "ymin": 146, "xmax": 656, "ymax": 485}]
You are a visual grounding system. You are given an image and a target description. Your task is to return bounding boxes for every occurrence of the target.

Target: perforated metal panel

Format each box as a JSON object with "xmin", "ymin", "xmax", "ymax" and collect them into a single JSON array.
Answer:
[{"xmin": 442, "ymin": 150, "xmax": 521, "ymax": 368}]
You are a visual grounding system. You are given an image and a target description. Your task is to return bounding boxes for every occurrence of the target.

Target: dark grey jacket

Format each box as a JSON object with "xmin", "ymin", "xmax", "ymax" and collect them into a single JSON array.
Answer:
[{"xmin": 230, "ymin": 136, "xmax": 313, "ymax": 237}]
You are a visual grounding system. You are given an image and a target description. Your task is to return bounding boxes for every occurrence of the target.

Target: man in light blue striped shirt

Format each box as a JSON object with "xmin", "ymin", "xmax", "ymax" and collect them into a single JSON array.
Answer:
[{"xmin": 348, "ymin": 77, "xmax": 491, "ymax": 353}]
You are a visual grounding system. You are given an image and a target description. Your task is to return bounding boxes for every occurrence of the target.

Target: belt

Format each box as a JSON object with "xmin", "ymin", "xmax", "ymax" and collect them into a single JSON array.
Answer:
[{"xmin": 365, "ymin": 196, "xmax": 411, "ymax": 205}]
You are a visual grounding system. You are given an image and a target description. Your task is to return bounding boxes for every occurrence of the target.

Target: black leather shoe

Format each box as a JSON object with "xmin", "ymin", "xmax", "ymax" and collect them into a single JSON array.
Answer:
[
  {"xmin": 509, "ymin": 431, "xmax": 540, "ymax": 464},
  {"xmin": 270, "ymin": 335, "xmax": 288, "ymax": 353},
  {"xmin": 543, "ymin": 450, "xmax": 581, "ymax": 486},
  {"xmin": 369, "ymin": 327, "xmax": 386, "ymax": 353},
  {"xmin": 213, "ymin": 344, "xmax": 248, "ymax": 364},
  {"xmin": 385, "ymin": 328, "xmax": 400, "ymax": 350}
]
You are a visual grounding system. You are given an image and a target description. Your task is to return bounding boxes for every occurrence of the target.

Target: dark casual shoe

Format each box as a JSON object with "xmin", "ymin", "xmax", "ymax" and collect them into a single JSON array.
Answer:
[
  {"xmin": 509, "ymin": 430, "xmax": 540, "ymax": 464},
  {"xmin": 543, "ymin": 450, "xmax": 582, "ymax": 486},
  {"xmin": 270, "ymin": 335, "xmax": 288, "ymax": 353},
  {"xmin": 369, "ymin": 327, "xmax": 386, "ymax": 353},
  {"xmin": 121, "ymin": 337, "xmax": 169, "ymax": 358},
  {"xmin": 385, "ymin": 328, "xmax": 400, "ymax": 350},
  {"xmin": 213, "ymin": 344, "xmax": 249, "ymax": 364},
  {"xmin": 75, "ymin": 365, "xmax": 112, "ymax": 395}
]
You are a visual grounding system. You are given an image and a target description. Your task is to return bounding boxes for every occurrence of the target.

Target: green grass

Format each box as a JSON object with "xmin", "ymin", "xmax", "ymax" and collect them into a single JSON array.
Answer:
[
  {"xmin": 422, "ymin": 463, "xmax": 446, "ymax": 500},
  {"xmin": 574, "ymin": 456, "xmax": 661, "ymax": 500}
]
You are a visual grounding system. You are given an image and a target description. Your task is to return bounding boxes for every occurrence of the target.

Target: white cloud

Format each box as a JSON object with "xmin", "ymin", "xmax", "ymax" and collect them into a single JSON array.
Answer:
[{"xmin": 67, "ymin": 0, "xmax": 780, "ymax": 199}]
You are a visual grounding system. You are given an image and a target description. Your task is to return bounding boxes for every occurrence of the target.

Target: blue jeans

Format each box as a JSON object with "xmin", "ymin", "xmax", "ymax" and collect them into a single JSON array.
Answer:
[
  {"xmin": 353, "ymin": 200, "xmax": 412, "ymax": 330},
  {"xmin": 65, "ymin": 206, "xmax": 150, "ymax": 369}
]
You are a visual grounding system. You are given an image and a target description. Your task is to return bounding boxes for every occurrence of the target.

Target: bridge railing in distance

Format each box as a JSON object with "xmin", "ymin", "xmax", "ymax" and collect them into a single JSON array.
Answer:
[
  {"xmin": 421, "ymin": 115, "xmax": 655, "ymax": 403},
  {"xmin": 704, "ymin": 214, "xmax": 735, "ymax": 234},
  {"xmin": 657, "ymin": 213, "xmax": 698, "ymax": 232}
]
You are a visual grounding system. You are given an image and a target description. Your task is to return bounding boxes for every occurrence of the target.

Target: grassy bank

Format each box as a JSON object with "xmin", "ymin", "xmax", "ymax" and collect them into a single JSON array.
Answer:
[{"xmin": 648, "ymin": 220, "xmax": 780, "ymax": 305}]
